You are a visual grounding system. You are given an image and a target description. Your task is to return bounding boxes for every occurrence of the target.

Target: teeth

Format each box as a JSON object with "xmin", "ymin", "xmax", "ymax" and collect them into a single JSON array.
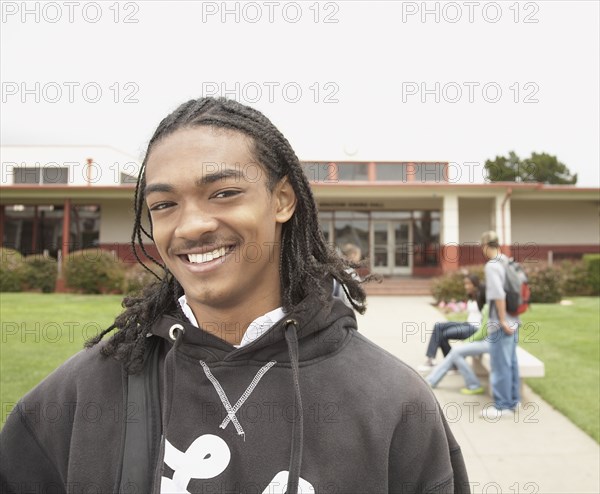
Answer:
[{"xmin": 187, "ymin": 247, "xmax": 227, "ymax": 264}]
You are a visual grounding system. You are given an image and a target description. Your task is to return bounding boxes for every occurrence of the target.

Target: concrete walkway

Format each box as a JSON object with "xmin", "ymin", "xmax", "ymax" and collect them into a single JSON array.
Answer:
[{"xmin": 356, "ymin": 296, "xmax": 600, "ymax": 494}]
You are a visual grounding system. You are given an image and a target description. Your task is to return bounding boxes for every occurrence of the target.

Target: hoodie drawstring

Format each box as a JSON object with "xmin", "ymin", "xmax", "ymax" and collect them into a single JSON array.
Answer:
[
  {"xmin": 163, "ymin": 323, "xmax": 185, "ymax": 425},
  {"xmin": 152, "ymin": 323, "xmax": 186, "ymax": 492},
  {"xmin": 199, "ymin": 360, "xmax": 277, "ymax": 440},
  {"xmin": 160, "ymin": 320, "xmax": 305, "ymax": 494},
  {"xmin": 284, "ymin": 319, "xmax": 304, "ymax": 494}
]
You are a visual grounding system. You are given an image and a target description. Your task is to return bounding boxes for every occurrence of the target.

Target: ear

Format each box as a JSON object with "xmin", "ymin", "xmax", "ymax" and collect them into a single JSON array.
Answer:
[{"xmin": 274, "ymin": 176, "xmax": 297, "ymax": 224}]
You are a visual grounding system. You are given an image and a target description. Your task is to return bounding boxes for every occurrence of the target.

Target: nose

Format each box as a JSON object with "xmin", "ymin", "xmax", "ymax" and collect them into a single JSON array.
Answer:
[{"xmin": 174, "ymin": 204, "xmax": 218, "ymax": 240}]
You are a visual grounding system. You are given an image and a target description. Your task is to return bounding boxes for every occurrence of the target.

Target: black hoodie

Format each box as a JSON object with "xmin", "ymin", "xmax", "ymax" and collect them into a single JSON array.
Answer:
[{"xmin": 0, "ymin": 292, "xmax": 470, "ymax": 493}]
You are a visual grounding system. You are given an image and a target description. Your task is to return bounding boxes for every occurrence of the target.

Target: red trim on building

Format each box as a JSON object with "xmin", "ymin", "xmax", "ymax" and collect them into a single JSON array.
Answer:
[
  {"xmin": 413, "ymin": 266, "xmax": 443, "ymax": 277},
  {"xmin": 456, "ymin": 243, "xmax": 600, "ymax": 267},
  {"xmin": 367, "ymin": 162, "xmax": 376, "ymax": 181},
  {"xmin": 440, "ymin": 244, "xmax": 460, "ymax": 273},
  {"xmin": 98, "ymin": 243, "xmax": 162, "ymax": 265}
]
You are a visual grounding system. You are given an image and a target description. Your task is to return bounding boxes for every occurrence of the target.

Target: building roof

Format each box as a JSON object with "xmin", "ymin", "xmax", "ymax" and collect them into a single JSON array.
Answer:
[
  {"xmin": 1, "ymin": 145, "xmax": 141, "ymax": 188},
  {"xmin": 1, "ymin": 147, "xmax": 598, "ymax": 204}
]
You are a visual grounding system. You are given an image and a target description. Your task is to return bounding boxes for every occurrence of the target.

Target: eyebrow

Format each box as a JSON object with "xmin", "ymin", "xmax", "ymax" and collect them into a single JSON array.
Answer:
[
  {"xmin": 196, "ymin": 168, "xmax": 245, "ymax": 186},
  {"xmin": 144, "ymin": 169, "xmax": 246, "ymax": 197},
  {"xmin": 145, "ymin": 183, "xmax": 173, "ymax": 196}
]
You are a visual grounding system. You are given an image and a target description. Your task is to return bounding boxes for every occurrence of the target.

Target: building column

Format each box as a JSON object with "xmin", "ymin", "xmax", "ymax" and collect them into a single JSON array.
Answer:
[
  {"xmin": 32, "ymin": 205, "xmax": 38, "ymax": 254},
  {"xmin": 55, "ymin": 198, "xmax": 71, "ymax": 292},
  {"xmin": 441, "ymin": 194, "xmax": 459, "ymax": 272},
  {"xmin": 494, "ymin": 190, "xmax": 512, "ymax": 256}
]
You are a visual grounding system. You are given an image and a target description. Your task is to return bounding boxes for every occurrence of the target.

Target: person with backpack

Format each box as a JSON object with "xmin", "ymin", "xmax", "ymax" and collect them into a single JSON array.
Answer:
[{"xmin": 479, "ymin": 230, "xmax": 521, "ymax": 420}]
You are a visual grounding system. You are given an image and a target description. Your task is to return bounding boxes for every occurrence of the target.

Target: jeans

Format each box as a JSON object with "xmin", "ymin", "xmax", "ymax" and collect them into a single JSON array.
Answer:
[
  {"xmin": 488, "ymin": 326, "xmax": 520, "ymax": 410},
  {"xmin": 426, "ymin": 340, "xmax": 490, "ymax": 389},
  {"xmin": 426, "ymin": 322, "xmax": 479, "ymax": 359}
]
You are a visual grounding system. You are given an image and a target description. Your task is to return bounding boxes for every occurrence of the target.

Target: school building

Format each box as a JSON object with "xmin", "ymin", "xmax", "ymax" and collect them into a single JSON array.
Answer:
[{"xmin": 1, "ymin": 146, "xmax": 599, "ymax": 285}]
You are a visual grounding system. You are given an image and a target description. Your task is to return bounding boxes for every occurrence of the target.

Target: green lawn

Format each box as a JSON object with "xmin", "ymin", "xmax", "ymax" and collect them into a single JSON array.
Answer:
[
  {"xmin": 2, "ymin": 294, "xmax": 599, "ymax": 442},
  {"xmin": 0, "ymin": 293, "xmax": 123, "ymax": 425},
  {"xmin": 448, "ymin": 297, "xmax": 599, "ymax": 442},
  {"xmin": 520, "ymin": 298, "xmax": 600, "ymax": 443}
]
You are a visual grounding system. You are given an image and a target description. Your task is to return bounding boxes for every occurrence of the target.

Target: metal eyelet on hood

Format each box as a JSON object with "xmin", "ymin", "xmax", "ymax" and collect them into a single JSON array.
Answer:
[{"xmin": 168, "ymin": 323, "xmax": 185, "ymax": 341}]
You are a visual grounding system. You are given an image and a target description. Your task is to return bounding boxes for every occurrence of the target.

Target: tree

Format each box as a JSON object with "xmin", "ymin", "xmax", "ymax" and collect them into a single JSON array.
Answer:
[{"xmin": 484, "ymin": 151, "xmax": 577, "ymax": 185}]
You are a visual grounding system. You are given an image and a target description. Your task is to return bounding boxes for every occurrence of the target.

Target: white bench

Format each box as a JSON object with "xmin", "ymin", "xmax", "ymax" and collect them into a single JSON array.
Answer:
[{"xmin": 471, "ymin": 346, "xmax": 545, "ymax": 395}]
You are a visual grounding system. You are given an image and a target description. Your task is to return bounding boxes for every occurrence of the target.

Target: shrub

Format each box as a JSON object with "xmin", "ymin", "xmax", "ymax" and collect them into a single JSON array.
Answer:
[
  {"xmin": 123, "ymin": 262, "xmax": 162, "ymax": 295},
  {"xmin": 526, "ymin": 264, "xmax": 563, "ymax": 303},
  {"xmin": 431, "ymin": 272, "xmax": 465, "ymax": 303},
  {"xmin": 583, "ymin": 254, "xmax": 600, "ymax": 295},
  {"xmin": 554, "ymin": 259, "xmax": 594, "ymax": 297},
  {"xmin": 462, "ymin": 264, "xmax": 485, "ymax": 283},
  {"xmin": 430, "ymin": 258, "xmax": 600, "ymax": 305},
  {"xmin": 22, "ymin": 255, "xmax": 58, "ymax": 293},
  {"xmin": 64, "ymin": 249, "xmax": 125, "ymax": 294},
  {"xmin": 0, "ymin": 248, "xmax": 26, "ymax": 292},
  {"xmin": 430, "ymin": 266, "xmax": 484, "ymax": 303}
]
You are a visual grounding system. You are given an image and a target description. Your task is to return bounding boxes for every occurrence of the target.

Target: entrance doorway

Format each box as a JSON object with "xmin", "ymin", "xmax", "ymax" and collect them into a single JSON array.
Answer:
[{"xmin": 372, "ymin": 221, "xmax": 412, "ymax": 275}]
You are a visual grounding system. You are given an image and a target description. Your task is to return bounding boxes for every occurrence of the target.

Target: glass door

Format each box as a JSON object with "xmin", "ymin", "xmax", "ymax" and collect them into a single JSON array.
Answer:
[{"xmin": 371, "ymin": 220, "xmax": 412, "ymax": 275}]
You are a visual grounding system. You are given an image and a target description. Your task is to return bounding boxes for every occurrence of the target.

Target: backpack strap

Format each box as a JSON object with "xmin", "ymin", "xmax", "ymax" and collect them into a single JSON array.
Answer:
[{"xmin": 118, "ymin": 337, "xmax": 162, "ymax": 493}]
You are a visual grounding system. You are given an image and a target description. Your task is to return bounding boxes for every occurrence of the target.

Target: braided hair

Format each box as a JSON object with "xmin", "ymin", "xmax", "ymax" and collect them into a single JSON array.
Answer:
[{"xmin": 87, "ymin": 97, "xmax": 369, "ymax": 373}]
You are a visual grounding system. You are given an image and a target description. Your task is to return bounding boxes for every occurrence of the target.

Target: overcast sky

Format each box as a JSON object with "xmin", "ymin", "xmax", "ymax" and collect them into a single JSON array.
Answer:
[{"xmin": 2, "ymin": 0, "xmax": 599, "ymax": 186}]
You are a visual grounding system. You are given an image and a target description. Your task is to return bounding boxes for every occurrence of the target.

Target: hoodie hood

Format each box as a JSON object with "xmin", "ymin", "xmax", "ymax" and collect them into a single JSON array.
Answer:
[{"xmin": 148, "ymin": 288, "xmax": 358, "ymax": 364}]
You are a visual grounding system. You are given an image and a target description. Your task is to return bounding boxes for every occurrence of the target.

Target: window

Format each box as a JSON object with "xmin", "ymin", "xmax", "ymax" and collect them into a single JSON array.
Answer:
[
  {"xmin": 121, "ymin": 172, "xmax": 138, "ymax": 184},
  {"xmin": 3, "ymin": 204, "xmax": 100, "ymax": 257},
  {"xmin": 413, "ymin": 163, "xmax": 445, "ymax": 183},
  {"xmin": 337, "ymin": 163, "xmax": 368, "ymax": 181},
  {"xmin": 334, "ymin": 211, "xmax": 369, "ymax": 259},
  {"xmin": 376, "ymin": 163, "xmax": 409, "ymax": 181},
  {"xmin": 42, "ymin": 167, "xmax": 68, "ymax": 184},
  {"xmin": 13, "ymin": 166, "xmax": 68, "ymax": 185},
  {"xmin": 413, "ymin": 211, "xmax": 441, "ymax": 266},
  {"xmin": 14, "ymin": 168, "xmax": 41, "ymax": 184},
  {"xmin": 301, "ymin": 162, "xmax": 337, "ymax": 183}
]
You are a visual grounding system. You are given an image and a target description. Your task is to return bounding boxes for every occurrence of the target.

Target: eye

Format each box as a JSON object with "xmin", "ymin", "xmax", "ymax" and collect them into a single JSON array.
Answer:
[
  {"xmin": 148, "ymin": 201, "xmax": 175, "ymax": 212},
  {"xmin": 212, "ymin": 189, "xmax": 241, "ymax": 199}
]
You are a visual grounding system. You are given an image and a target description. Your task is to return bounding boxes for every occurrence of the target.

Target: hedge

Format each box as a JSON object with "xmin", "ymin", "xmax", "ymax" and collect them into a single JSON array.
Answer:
[
  {"xmin": 430, "ymin": 265, "xmax": 484, "ymax": 303},
  {"xmin": 0, "ymin": 248, "xmax": 26, "ymax": 292},
  {"xmin": 123, "ymin": 262, "xmax": 162, "ymax": 295},
  {"xmin": 64, "ymin": 249, "xmax": 125, "ymax": 294},
  {"xmin": 22, "ymin": 255, "xmax": 58, "ymax": 293},
  {"xmin": 583, "ymin": 254, "xmax": 600, "ymax": 294},
  {"xmin": 526, "ymin": 263, "xmax": 562, "ymax": 303},
  {"xmin": 431, "ymin": 258, "xmax": 598, "ymax": 304},
  {"xmin": 0, "ymin": 247, "xmax": 164, "ymax": 295}
]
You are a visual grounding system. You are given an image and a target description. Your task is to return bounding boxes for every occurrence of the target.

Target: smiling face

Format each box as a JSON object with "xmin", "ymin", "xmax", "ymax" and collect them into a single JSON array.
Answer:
[{"xmin": 144, "ymin": 126, "xmax": 296, "ymax": 319}]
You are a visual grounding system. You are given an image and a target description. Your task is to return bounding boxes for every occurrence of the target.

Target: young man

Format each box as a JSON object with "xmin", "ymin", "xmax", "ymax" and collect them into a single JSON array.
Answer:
[
  {"xmin": 479, "ymin": 231, "xmax": 521, "ymax": 419},
  {"xmin": 1, "ymin": 98, "xmax": 469, "ymax": 493}
]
